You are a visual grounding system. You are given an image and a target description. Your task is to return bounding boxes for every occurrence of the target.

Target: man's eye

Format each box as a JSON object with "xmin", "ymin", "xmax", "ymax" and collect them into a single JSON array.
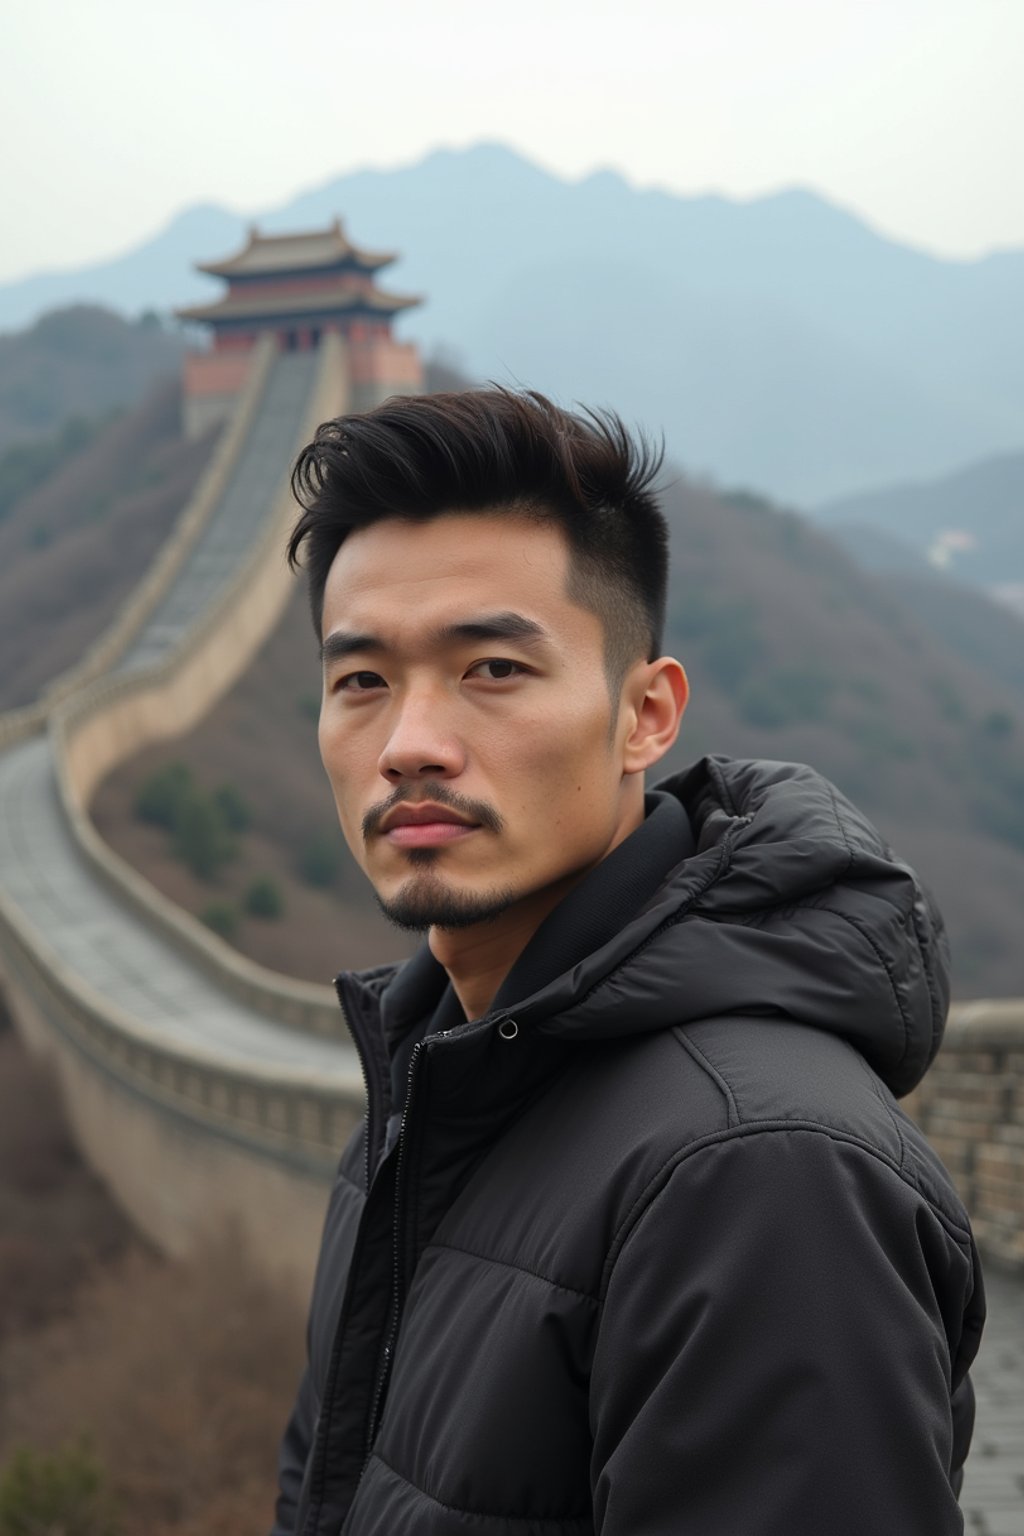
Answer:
[
  {"xmin": 338, "ymin": 671, "xmax": 386, "ymax": 692},
  {"xmin": 468, "ymin": 659, "xmax": 526, "ymax": 681}
]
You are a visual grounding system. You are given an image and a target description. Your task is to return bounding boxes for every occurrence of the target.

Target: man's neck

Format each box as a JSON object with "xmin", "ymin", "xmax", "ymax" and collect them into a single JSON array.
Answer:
[{"xmin": 428, "ymin": 873, "xmax": 585, "ymax": 1022}]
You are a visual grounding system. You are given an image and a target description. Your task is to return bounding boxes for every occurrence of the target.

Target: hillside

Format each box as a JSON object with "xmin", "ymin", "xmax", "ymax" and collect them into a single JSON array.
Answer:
[
  {"xmin": 815, "ymin": 448, "xmax": 1024, "ymax": 589},
  {"xmin": 90, "ymin": 473, "xmax": 1024, "ymax": 999},
  {"xmin": 2, "ymin": 145, "xmax": 1023, "ymax": 501},
  {"xmin": 812, "ymin": 537, "xmax": 1024, "ymax": 709},
  {"xmin": 0, "ymin": 1020, "xmax": 302, "ymax": 1533},
  {"xmin": 0, "ymin": 378, "xmax": 216, "ymax": 709},
  {"xmin": 0, "ymin": 305, "xmax": 184, "ymax": 454}
]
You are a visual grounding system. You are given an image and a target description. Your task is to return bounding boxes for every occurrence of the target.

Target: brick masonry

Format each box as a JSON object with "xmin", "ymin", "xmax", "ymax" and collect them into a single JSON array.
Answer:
[
  {"xmin": 907, "ymin": 1003, "xmax": 1024, "ymax": 1275},
  {"xmin": 905, "ymin": 1004, "xmax": 1024, "ymax": 1526}
]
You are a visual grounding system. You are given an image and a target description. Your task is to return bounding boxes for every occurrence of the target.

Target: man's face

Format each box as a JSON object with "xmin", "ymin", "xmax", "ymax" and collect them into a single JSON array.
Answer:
[{"xmin": 318, "ymin": 510, "xmax": 648, "ymax": 933}]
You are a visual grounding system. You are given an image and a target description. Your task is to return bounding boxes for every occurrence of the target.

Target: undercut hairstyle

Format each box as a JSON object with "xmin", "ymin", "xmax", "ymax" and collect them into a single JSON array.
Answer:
[{"xmin": 288, "ymin": 387, "xmax": 669, "ymax": 694}]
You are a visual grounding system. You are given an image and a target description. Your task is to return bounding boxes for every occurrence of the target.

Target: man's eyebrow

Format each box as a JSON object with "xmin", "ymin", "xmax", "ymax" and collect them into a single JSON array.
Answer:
[
  {"xmin": 320, "ymin": 612, "xmax": 550, "ymax": 667},
  {"xmin": 435, "ymin": 612, "xmax": 550, "ymax": 646},
  {"xmin": 320, "ymin": 631, "xmax": 381, "ymax": 666}
]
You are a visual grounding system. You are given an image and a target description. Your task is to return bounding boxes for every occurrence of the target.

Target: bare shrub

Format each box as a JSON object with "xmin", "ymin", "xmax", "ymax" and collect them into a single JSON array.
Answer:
[
  {"xmin": 0, "ymin": 1439, "xmax": 119, "ymax": 1536},
  {"xmin": 0, "ymin": 1029, "xmax": 304, "ymax": 1532},
  {"xmin": 0, "ymin": 1035, "xmax": 134, "ymax": 1341},
  {"xmin": 0, "ymin": 1231, "xmax": 304, "ymax": 1535}
]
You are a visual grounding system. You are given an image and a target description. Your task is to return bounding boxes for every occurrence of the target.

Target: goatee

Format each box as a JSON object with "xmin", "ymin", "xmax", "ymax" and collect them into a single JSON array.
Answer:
[{"xmin": 376, "ymin": 867, "xmax": 519, "ymax": 933}]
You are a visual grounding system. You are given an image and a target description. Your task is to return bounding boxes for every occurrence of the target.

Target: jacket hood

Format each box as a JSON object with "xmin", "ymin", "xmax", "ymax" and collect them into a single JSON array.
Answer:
[{"xmin": 508, "ymin": 756, "xmax": 950, "ymax": 1098}]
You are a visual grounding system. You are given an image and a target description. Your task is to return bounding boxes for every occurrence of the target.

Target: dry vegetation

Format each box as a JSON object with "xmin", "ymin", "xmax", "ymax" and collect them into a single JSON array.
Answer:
[
  {"xmin": 0, "ymin": 378, "xmax": 216, "ymax": 709},
  {"xmin": 0, "ymin": 1014, "xmax": 303, "ymax": 1534}
]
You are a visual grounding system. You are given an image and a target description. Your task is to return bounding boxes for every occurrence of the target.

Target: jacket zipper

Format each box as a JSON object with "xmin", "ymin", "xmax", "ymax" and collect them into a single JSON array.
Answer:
[
  {"xmin": 361, "ymin": 1013, "xmax": 513, "ymax": 1464},
  {"xmin": 363, "ymin": 1036, "xmax": 427, "ymax": 1461},
  {"xmin": 334, "ymin": 975, "xmax": 381, "ymax": 1193}
]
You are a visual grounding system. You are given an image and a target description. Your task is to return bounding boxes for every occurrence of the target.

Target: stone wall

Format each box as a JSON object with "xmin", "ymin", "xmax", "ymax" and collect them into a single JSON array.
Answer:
[
  {"xmin": 48, "ymin": 333, "xmax": 350, "ymax": 1038},
  {"xmin": 908, "ymin": 1000, "xmax": 1024, "ymax": 1274},
  {"xmin": 0, "ymin": 888, "xmax": 360, "ymax": 1304},
  {"xmin": 0, "ymin": 332, "xmax": 361, "ymax": 1299}
]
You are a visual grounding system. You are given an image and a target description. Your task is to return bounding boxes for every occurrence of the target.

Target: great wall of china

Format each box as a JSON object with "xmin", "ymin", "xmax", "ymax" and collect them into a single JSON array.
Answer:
[{"xmin": 0, "ymin": 229, "xmax": 1021, "ymax": 1308}]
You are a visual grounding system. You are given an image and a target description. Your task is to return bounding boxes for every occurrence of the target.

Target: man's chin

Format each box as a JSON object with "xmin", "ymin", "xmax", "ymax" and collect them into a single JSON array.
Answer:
[{"xmin": 374, "ymin": 873, "xmax": 519, "ymax": 934}]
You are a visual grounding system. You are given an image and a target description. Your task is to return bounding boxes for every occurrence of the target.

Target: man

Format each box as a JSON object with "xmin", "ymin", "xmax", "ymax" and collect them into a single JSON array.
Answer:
[{"xmin": 273, "ymin": 388, "xmax": 983, "ymax": 1535}]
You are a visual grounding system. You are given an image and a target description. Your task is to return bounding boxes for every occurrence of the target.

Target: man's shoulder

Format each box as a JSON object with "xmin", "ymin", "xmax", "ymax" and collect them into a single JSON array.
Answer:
[
  {"xmin": 602, "ymin": 1014, "xmax": 968, "ymax": 1235},
  {"xmin": 537, "ymin": 1013, "xmax": 970, "ymax": 1228}
]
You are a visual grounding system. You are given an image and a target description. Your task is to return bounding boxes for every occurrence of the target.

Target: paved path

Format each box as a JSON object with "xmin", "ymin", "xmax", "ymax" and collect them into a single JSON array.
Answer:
[
  {"xmin": 963, "ymin": 1268, "xmax": 1024, "ymax": 1534},
  {"xmin": 119, "ymin": 349, "xmax": 316, "ymax": 672},
  {"xmin": 0, "ymin": 737, "xmax": 350, "ymax": 1077}
]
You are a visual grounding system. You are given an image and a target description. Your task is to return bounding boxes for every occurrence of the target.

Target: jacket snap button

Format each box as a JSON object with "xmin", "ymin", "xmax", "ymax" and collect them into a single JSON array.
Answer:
[{"xmin": 498, "ymin": 1018, "xmax": 519, "ymax": 1041}]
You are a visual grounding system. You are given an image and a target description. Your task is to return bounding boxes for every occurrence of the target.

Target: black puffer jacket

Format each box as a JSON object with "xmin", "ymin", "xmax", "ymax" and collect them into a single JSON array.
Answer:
[{"xmin": 273, "ymin": 757, "xmax": 984, "ymax": 1536}]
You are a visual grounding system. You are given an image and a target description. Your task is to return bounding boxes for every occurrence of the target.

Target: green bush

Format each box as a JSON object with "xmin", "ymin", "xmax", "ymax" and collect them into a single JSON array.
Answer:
[
  {"xmin": 297, "ymin": 837, "xmax": 339, "ymax": 888},
  {"xmin": 0, "ymin": 1439, "xmax": 119, "ymax": 1536},
  {"xmin": 135, "ymin": 762, "xmax": 194, "ymax": 831},
  {"xmin": 200, "ymin": 900, "xmax": 238, "ymax": 941},
  {"xmin": 212, "ymin": 782, "xmax": 251, "ymax": 833},
  {"xmin": 928, "ymin": 674, "xmax": 967, "ymax": 724},
  {"xmin": 136, "ymin": 765, "xmax": 246, "ymax": 881},
  {"xmin": 982, "ymin": 709, "xmax": 1015, "ymax": 741},
  {"xmin": 173, "ymin": 796, "xmax": 237, "ymax": 881},
  {"xmin": 244, "ymin": 877, "xmax": 284, "ymax": 920}
]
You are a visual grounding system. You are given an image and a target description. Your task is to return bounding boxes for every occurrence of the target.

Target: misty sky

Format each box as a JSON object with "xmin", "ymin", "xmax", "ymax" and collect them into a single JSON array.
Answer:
[{"xmin": 2, "ymin": 0, "xmax": 1020, "ymax": 284}]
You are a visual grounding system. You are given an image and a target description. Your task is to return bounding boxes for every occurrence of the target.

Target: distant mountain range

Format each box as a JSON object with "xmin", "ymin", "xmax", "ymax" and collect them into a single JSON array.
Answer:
[{"xmin": 2, "ymin": 143, "xmax": 1022, "ymax": 503}]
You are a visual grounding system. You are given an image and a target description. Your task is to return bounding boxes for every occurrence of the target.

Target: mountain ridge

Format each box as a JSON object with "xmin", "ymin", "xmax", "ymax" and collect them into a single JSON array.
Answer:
[{"xmin": 3, "ymin": 143, "xmax": 1022, "ymax": 503}]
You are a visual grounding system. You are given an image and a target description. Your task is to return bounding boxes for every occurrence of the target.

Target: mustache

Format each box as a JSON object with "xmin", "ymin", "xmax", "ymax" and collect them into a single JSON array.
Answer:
[{"xmin": 362, "ymin": 781, "xmax": 505, "ymax": 841}]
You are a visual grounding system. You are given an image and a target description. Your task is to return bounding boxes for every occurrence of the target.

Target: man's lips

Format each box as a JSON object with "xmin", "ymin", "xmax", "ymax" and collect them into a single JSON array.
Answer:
[{"xmin": 379, "ymin": 803, "xmax": 481, "ymax": 848}]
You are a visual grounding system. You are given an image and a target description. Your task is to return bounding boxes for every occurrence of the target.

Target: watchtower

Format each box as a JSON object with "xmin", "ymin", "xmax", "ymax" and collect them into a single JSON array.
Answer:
[{"xmin": 177, "ymin": 218, "xmax": 422, "ymax": 435}]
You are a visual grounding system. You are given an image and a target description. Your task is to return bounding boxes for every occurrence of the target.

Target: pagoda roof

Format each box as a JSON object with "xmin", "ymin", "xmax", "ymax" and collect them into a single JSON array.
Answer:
[
  {"xmin": 176, "ymin": 284, "xmax": 420, "ymax": 325},
  {"xmin": 197, "ymin": 219, "xmax": 397, "ymax": 278}
]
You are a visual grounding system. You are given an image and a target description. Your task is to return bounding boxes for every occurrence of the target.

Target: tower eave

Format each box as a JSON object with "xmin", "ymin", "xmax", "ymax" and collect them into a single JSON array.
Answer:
[
  {"xmin": 195, "ymin": 223, "xmax": 397, "ymax": 279},
  {"xmin": 174, "ymin": 289, "xmax": 421, "ymax": 325}
]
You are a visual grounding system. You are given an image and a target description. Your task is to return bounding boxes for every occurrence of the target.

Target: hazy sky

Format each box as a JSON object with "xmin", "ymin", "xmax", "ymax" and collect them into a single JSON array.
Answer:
[{"xmin": 2, "ymin": 0, "xmax": 1020, "ymax": 284}]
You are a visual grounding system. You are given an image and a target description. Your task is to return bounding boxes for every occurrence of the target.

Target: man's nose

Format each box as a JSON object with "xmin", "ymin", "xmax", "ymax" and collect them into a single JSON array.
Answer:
[{"xmin": 377, "ymin": 694, "xmax": 466, "ymax": 782}]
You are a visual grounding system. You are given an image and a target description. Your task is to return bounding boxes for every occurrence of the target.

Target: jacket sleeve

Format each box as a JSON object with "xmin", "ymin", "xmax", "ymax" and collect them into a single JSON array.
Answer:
[
  {"xmin": 589, "ymin": 1125, "xmax": 978, "ymax": 1536},
  {"xmin": 270, "ymin": 1364, "xmax": 318, "ymax": 1536}
]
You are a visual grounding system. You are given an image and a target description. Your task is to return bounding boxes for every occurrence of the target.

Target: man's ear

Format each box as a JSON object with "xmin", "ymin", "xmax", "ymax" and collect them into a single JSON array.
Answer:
[{"xmin": 621, "ymin": 657, "xmax": 689, "ymax": 775}]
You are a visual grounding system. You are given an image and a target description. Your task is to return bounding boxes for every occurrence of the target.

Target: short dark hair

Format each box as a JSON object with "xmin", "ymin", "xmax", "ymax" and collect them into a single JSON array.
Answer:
[{"xmin": 288, "ymin": 387, "xmax": 669, "ymax": 691}]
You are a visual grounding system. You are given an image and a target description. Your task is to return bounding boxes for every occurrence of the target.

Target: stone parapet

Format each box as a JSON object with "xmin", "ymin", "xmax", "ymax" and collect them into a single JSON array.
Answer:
[
  {"xmin": 908, "ymin": 1000, "xmax": 1024, "ymax": 1274},
  {"xmin": 0, "ymin": 700, "xmax": 47, "ymax": 752},
  {"xmin": 0, "ymin": 882, "xmax": 360, "ymax": 1303}
]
